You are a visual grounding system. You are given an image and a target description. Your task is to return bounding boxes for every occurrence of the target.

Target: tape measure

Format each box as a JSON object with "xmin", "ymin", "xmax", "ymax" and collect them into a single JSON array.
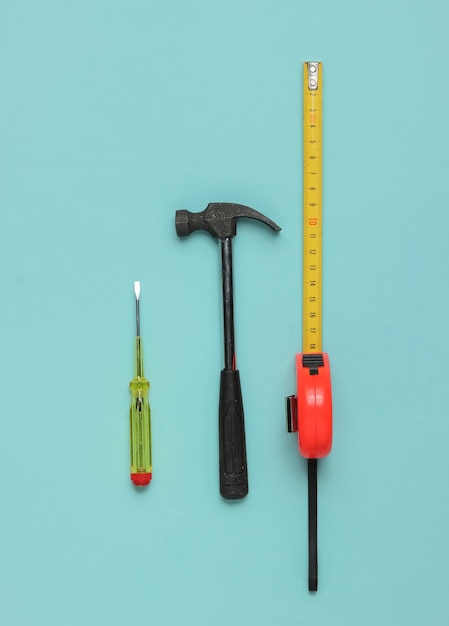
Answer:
[
  {"xmin": 302, "ymin": 61, "xmax": 323, "ymax": 353},
  {"xmin": 286, "ymin": 61, "xmax": 332, "ymax": 593}
]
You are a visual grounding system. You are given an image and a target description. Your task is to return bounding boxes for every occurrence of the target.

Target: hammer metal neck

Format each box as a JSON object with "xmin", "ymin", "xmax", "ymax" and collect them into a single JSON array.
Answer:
[{"xmin": 221, "ymin": 237, "xmax": 235, "ymax": 371}]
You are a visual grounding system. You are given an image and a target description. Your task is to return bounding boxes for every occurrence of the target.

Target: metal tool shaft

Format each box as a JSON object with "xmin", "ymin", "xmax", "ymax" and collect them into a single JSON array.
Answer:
[
  {"xmin": 136, "ymin": 295, "xmax": 141, "ymax": 338},
  {"xmin": 221, "ymin": 237, "xmax": 235, "ymax": 371}
]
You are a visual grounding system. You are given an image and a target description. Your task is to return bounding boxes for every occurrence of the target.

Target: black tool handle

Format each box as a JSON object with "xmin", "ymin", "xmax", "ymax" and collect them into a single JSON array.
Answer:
[{"xmin": 219, "ymin": 369, "xmax": 248, "ymax": 499}]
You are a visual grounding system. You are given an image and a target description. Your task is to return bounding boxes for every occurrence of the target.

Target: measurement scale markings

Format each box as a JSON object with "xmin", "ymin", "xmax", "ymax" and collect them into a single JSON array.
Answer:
[{"xmin": 303, "ymin": 62, "xmax": 323, "ymax": 353}]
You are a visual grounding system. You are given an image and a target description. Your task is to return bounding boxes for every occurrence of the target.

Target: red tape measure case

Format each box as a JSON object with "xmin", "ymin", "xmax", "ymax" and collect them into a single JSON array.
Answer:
[{"xmin": 295, "ymin": 353, "xmax": 332, "ymax": 459}]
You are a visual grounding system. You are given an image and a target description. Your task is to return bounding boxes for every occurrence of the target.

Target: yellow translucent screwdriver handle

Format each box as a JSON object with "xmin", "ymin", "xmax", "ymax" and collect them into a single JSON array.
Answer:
[{"xmin": 129, "ymin": 282, "xmax": 152, "ymax": 487}]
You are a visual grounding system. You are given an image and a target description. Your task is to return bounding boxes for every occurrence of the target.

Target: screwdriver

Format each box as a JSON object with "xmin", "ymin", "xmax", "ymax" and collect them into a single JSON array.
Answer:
[{"xmin": 129, "ymin": 281, "xmax": 152, "ymax": 486}]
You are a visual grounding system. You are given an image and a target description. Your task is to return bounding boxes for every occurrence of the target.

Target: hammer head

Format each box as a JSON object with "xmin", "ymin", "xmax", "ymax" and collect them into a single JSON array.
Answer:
[{"xmin": 175, "ymin": 202, "xmax": 281, "ymax": 239}]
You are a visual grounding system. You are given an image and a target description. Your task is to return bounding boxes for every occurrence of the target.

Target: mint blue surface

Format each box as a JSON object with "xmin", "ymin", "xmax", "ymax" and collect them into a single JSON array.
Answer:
[{"xmin": 1, "ymin": 1, "xmax": 449, "ymax": 624}]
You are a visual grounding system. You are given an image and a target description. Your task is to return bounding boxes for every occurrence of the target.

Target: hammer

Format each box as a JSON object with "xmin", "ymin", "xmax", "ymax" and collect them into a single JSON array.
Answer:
[{"xmin": 175, "ymin": 202, "xmax": 281, "ymax": 499}]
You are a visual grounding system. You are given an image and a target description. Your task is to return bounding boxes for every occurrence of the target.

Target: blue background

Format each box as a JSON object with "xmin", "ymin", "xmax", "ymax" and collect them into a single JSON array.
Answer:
[{"xmin": 1, "ymin": 1, "xmax": 448, "ymax": 624}]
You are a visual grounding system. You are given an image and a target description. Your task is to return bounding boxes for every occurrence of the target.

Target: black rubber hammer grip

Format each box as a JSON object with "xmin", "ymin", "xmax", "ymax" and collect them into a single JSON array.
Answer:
[{"xmin": 219, "ymin": 369, "xmax": 248, "ymax": 499}]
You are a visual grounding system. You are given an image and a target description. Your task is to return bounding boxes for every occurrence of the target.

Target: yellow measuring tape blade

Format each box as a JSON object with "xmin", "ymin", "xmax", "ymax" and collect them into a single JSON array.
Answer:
[{"xmin": 303, "ymin": 62, "xmax": 323, "ymax": 353}]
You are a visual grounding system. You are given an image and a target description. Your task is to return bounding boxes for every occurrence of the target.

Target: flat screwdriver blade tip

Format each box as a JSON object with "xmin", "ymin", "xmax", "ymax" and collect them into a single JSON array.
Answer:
[{"xmin": 134, "ymin": 281, "xmax": 141, "ymax": 300}]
